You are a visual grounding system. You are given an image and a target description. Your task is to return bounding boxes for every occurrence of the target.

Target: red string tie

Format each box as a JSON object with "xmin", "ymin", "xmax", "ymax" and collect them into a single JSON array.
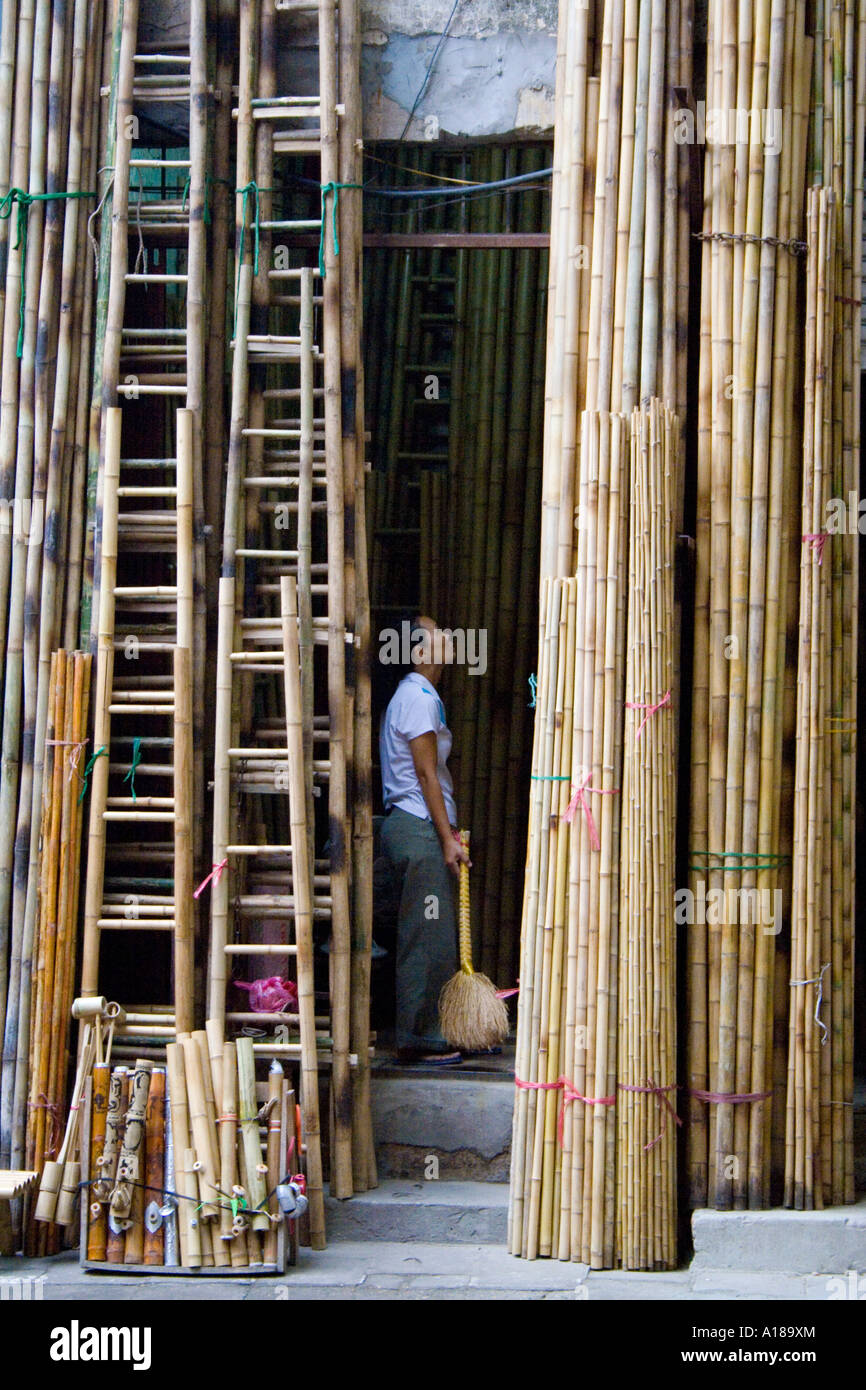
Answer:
[{"xmin": 618, "ymin": 1079, "xmax": 682, "ymax": 1151}]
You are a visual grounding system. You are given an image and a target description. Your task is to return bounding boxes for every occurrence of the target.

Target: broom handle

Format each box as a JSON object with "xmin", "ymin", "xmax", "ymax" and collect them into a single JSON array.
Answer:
[{"xmin": 457, "ymin": 829, "xmax": 473, "ymax": 975}]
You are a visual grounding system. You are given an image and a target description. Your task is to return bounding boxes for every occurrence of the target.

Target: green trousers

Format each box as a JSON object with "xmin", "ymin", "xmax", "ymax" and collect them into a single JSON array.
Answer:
[{"xmin": 380, "ymin": 807, "xmax": 458, "ymax": 1052}]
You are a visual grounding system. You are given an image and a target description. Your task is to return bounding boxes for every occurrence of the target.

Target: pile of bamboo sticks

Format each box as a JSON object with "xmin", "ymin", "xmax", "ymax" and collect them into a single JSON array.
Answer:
[
  {"xmin": 509, "ymin": 410, "xmax": 630, "ymax": 1264},
  {"xmin": 0, "ymin": 0, "xmax": 108, "ymax": 1185},
  {"xmin": 82, "ymin": 1033, "xmax": 299, "ymax": 1271},
  {"xmin": 23, "ymin": 650, "xmax": 92, "ymax": 1254}
]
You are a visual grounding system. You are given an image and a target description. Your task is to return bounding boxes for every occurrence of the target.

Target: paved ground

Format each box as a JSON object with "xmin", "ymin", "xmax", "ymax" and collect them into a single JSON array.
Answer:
[{"xmin": 1, "ymin": 1241, "xmax": 854, "ymax": 1301}]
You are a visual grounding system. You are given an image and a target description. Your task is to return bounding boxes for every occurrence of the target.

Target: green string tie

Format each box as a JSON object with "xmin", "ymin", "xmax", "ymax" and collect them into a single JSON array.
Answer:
[
  {"xmin": 530, "ymin": 774, "xmax": 571, "ymax": 781},
  {"xmin": 237, "ymin": 180, "xmax": 261, "ymax": 277},
  {"xmin": 688, "ymin": 850, "xmax": 791, "ymax": 873},
  {"xmin": 318, "ymin": 181, "xmax": 362, "ymax": 278},
  {"xmin": 528, "ymin": 673, "xmax": 537, "ymax": 709},
  {"xmin": 0, "ymin": 188, "xmax": 95, "ymax": 357},
  {"xmin": 123, "ymin": 736, "xmax": 143, "ymax": 804},
  {"xmin": 78, "ymin": 745, "xmax": 108, "ymax": 804}
]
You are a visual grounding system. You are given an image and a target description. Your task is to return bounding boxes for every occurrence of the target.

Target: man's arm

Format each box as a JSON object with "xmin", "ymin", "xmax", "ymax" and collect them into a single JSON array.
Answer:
[{"xmin": 409, "ymin": 731, "xmax": 470, "ymax": 876}]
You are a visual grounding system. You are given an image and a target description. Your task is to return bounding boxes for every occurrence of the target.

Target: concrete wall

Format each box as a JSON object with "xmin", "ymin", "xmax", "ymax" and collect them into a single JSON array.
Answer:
[{"xmin": 360, "ymin": 0, "xmax": 557, "ymax": 141}]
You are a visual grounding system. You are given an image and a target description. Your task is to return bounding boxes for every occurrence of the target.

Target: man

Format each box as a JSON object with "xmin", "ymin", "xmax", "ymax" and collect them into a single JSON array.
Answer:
[{"xmin": 379, "ymin": 616, "xmax": 470, "ymax": 1064}]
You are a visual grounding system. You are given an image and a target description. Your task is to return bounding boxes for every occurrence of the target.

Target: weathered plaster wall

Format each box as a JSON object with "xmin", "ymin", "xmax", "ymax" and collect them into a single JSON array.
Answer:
[
  {"xmin": 360, "ymin": 0, "xmax": 557, "ymax": 140},
  {"xmin": 136, "ymin": 0, "xmax": 558, "ymax": 142}
]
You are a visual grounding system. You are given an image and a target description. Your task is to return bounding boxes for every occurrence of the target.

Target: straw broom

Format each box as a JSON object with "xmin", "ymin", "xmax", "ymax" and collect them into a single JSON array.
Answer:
[{"xmin": 439, "ymin": 831, "xmax": 509, "ymax": 1054}]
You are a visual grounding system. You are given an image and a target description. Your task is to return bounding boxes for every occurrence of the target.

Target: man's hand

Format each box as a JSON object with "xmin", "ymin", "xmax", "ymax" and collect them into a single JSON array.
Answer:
[{"xmin": 443, "ymin": 832, "xmax": 471, "ymax": 878}]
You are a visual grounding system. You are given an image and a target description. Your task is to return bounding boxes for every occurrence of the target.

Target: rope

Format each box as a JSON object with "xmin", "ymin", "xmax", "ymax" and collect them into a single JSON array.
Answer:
[
  {"xmin": 0, "ymin": 188, "xmax": 96, "ymax": 356},
  {"xmin": 693, "ymin": 229, "xmax": 807, "ymax": 256},
  {"xmin": 790, "ymin": 962, "xmax": 830, "ymax": 1046},
  {"xmin": 527, "ymin": 673, "xmax": 537, "ymax": 709},
  {"xmin": 318, "ymin": 181, "xmax": 362, "ymax": 278}
]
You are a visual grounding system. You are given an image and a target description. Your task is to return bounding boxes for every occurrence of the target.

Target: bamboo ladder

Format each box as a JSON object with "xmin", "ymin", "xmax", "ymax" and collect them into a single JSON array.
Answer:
[
  {"xmin": 80, "ymin": 0, "xmax": 208, "ymax": 1051},
  {"xmin": 207, "ymin": 0, "xmax": 352, "ymax": 1233}
]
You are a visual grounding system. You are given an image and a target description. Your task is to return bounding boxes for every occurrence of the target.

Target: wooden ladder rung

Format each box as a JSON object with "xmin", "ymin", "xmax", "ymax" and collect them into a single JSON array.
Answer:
[
  {"xmin": 224, "ymin": 944, "xmax": 298, "ymax": 956},
  {"xmin": 117, "ymin": 486, "xmax": 178, "ymax": 497},
  {"xmin": 103, "ymin": 810, "xmax": 177, "ymax": 822},
  {"xmin": 225, "ymin": 844, "xmax": 294, "ymax": 854},
  {"xmin": 129, "ymin": 157, "xmax": 192, "ymax": 168},
  {"xmin": 114, "ymin": 586, "xmax": 178, "ymax": 597},
  {"xmin": 97, "ymin": 919, "xmax": 178, "ymax": 931}
]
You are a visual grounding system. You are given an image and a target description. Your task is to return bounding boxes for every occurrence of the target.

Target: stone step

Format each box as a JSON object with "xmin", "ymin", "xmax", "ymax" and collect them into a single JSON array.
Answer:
[
  {"xmin": 371, "ymin": 1066, "xmax": 514, "ymax": 1182},
  {"xmin": 692, "ymin": 1198, "xmax": 866, "ymax": 1275},
  {"xmin": 325, "ymin": 1180, "xmax": 509, "ymax": 1244}
]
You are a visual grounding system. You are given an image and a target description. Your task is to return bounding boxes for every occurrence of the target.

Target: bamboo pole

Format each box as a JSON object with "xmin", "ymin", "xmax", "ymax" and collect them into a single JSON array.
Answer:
[
  {"xmin": 281, "ymin": 575, "xmax": 325, "ymax": 1248},
  {"xmin": 318, "ymin": 0, "xmax": 352, "ymax": 1201},
  {"xmin": 236, "ymin": 1035, "xmax": 269, "ymax": 1233}
]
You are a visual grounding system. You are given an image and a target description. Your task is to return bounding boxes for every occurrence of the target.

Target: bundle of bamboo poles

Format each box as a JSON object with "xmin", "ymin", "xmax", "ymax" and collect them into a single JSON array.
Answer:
[
  {"xmin": 0, "ymin": 0, "xmax": 108, "ymax": 1185},
  {"xmin": 509, "ymin": 408, "xmax": 630, "ymax": 1264},
  {"xmin": 22, "ymin": 650, "xmax": 92, "ymax": 1255},
  {"xmin": 616, "ymin": 402, "xmax": 677, "ymax": 1271},
  {"xmin": 684, "ymin": 0, "xmax": 858, "ymax": 1213},
  {"xmin": 83, "ymin": 1033, "xmax": 298, "ymax": 1270},
  {"xmin": 785, "ymin": 185, "xmax": 853, "ymax": 1210}
]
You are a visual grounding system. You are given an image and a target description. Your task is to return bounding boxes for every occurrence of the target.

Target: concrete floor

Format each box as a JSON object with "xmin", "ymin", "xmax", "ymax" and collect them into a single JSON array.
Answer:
[{"xmin": 1, "ymin": 1238, "xmax": 856, "ymax": 1301}]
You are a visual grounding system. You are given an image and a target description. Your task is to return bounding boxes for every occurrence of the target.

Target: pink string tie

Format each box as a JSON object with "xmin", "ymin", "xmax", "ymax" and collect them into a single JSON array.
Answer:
[
  {"xmin": 625, "ymin": 689, "xmax": 672, "ymax": 741},
  {"xmin": 514, "ymin": 1074, "xmax": 616, "ymax": 1145},
  {"xmin": 562, "ymin": 772, "xmax": 619, "ymax": 850},
  {"xmin": 802, "ymin": 533, "xmax": 827, "ymax": 564},
  {"xmin": 194, "ymin": 857, "xmax": 228, "ymax": 899}
]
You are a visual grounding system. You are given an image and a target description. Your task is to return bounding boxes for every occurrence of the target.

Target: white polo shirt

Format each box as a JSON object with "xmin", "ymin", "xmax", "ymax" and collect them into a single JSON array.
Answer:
[{"xmin": 379, "ymin": 673, "xmax": 457, "ymax": 823}]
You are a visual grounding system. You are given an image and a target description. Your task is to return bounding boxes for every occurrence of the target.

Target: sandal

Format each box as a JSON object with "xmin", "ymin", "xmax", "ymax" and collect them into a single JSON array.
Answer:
[{"xmin": 396, "ymin": 1049, "xmax": 463, "ymax": 1067}]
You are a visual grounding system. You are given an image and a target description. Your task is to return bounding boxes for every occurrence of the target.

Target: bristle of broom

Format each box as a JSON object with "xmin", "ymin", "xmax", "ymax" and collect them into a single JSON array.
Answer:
[{"xmin": 439, "ymin": 971, "xmax": 510, "ymax": 1052}]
